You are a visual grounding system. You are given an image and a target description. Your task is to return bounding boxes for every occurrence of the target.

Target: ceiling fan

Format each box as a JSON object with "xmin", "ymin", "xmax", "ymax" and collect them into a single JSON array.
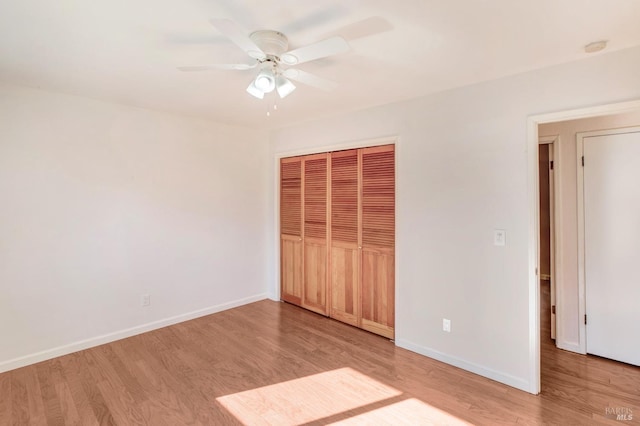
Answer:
[{"xmin": 178, "ymin": 19, "xmax": 350, "ymax": 99}]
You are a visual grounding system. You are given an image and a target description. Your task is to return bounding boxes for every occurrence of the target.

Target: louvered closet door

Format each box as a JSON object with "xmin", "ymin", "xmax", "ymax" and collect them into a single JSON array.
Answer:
[
  {"xmin": 280, "ymin": 157, "xmax": 303, "ymax": 305},
  {"xmin": 360, "ymin": 145, "xmax": 395, "ymax": 339},
  {"xmin": 302, "ymin": 154, "xmax": 329, "ymax": 315},
  {"xmin": 330, "ymin": 149, "xmax": 360, "ymax": 326}
]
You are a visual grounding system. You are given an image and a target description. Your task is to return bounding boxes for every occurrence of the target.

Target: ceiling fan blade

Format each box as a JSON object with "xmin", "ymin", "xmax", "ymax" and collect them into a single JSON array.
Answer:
[
  {"xmin": 280, "ymin": 36, "xmax": 349, "ymax": 66},
  {"xmin": 283, "ymin": 69, "xmax": 337, "ymax": 91},
  {"xmin": 209, "ymin": 18, "xmax": 266, "ymax": 60},
  {"xmin": 178, "ymin": 63, "xmax": 257, "ymax": 71}
]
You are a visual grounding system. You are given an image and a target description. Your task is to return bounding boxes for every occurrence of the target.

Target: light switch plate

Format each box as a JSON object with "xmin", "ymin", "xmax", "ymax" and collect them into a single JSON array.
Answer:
[
  {"xmin": 443, "ymin": 318, "xmax": 451, "ymax": 332},
  {"xmin": 141, "ymin": 294, "xmax": 151, "ymax": 307},
  {"xmin": 494, "ymin": 229, "xmax": 506, "ymax": 246}
]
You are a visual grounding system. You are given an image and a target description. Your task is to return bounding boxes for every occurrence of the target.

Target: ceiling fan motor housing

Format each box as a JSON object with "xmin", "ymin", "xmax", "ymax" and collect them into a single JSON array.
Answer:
[{"xmin": 249, "ymin": 30, "xmax": 289, "ymax": 57}]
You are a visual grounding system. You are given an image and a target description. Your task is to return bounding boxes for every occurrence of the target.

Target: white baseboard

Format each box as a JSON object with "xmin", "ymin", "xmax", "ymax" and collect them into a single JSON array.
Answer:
[
  {"xmin": 0, "ymin": 293, "xmax": 267, "ymax": 374},
  {"xmin": 395, "ymin": 338, "xmax": 532, "ymax": 394}
]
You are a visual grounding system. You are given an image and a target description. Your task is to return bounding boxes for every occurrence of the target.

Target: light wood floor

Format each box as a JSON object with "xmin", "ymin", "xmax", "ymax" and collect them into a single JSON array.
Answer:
[{"xmin": 1, "ymin": 289, "xmax": 638, "ymax": 425}]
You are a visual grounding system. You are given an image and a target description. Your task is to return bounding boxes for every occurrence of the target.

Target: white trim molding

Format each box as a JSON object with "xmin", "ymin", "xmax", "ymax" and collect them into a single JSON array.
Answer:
[{"xmin": 396, "ymin": 339, "xmax": 530, "ymax": 393}]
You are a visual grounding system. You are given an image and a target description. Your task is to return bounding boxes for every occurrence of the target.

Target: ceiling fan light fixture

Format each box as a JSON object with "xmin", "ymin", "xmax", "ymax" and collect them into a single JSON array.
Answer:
[
  {"xmin": 254, "ymin": 67, "xmax": 276, "ymax": 92},
  {"xmin": 246, "ymin": 81, "xmax": 265, "ymax": 99},
  {"xmin": 276, "ymin": 76, "xmax": 296, "ymax": 98}
]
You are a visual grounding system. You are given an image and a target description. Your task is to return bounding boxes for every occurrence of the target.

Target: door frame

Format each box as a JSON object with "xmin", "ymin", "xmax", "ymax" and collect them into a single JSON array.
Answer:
[
  {"xmin": 527, "ymin": 99, "xmax": 640, "ymax": 394},
  {"xmin": 538, "ymin": 135, "xmax": 558, "ymax": 341}
]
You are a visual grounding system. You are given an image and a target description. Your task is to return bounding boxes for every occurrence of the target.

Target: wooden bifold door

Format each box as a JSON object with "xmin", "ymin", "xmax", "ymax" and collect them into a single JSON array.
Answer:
[{"xmin": 280, "ymin": 144, "xmax": 395, "ymax": 338}]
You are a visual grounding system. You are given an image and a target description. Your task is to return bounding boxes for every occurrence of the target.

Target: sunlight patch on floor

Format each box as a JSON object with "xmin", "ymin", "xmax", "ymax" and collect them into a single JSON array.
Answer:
[
  {"xmin": 216, "ymin": 367, "xmax": 471, "ymax": 425},
  {"xmin": 328, "ymin": 398, "xmax": 473, "ymax": 425},
  {"xmin": 216, "ymin": 367, "xmax": 401, "ymax": 425}
]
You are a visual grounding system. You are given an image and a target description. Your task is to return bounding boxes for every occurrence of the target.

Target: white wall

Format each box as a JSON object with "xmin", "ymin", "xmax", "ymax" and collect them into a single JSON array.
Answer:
[
  {"xmin": 0, "ymin": 84, "xmax": 269, "ymax": 372},
  {"xmin": 268, "ymin": 46, "xmax": 640, "ymax": 392},
  {"xmin": 539, "ymin": 111, "xmax": 640, "ymax": 352}
]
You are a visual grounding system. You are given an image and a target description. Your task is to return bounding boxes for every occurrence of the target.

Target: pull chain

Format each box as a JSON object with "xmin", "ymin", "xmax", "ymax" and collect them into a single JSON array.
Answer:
[{"xmin": 267, "ymin": 100, "xmax": 278, "ymax": 117}]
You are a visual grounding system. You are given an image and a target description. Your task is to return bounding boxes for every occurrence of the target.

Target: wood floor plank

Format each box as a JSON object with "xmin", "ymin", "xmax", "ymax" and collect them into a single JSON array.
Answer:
[
  {"xmin": 56, "ymin": 354, "xmax": 99, "ymax": 426},
  {"xmin": 0, "ymin": 294, "xmax": 638, "ymax": 425},
  {"xmin": 54, "ymin": 380, "xmax": 82, "ymax": 426},
  {"xmin": 130, "ymin": 358, "xmax": 193, "ymax": 426},
  {"xmin": 0, "ymin": 370, "xmax": 12, "ymax": 425},
  {"xmin": 35, "ymin": 361, "xmax": 66, "ymax": 426},
  {"xmin": 11, "ymin": 365, "xmax": 47, "ymax": 425},
  {"xmin": 10, "ymin": 369, "xmax": 31, "ymax": 425},
  {"xmin": 71, "ymin": 351, "xmax": 118, "ymax": 425},
  {"xmin": 82, "ymin": 349, "xmax": 146, "ymax": 425}
]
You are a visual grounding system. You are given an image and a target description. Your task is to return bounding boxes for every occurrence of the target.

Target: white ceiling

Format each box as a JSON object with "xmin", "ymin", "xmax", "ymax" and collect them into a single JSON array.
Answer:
[{"xmin": 2, "ymin": 0, "xmax": 640, "ymax": 129}]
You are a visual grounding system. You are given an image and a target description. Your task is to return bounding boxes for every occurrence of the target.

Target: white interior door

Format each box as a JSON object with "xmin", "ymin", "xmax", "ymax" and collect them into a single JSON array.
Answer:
[{"xmin": 581, "ymin": 128, "xmax": 640, "ymax": 366}]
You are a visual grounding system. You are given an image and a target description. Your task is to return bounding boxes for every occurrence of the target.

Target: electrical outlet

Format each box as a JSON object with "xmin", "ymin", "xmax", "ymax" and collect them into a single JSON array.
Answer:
[
  {"xmin": 141, "ymin": 294, "xmax": 151, "ymax": 307},
  {"xmin": 443, "ymin": 318, "xmax": 451, "ymax": 332},
  {"xmin": 494, "ymin": 229, "xmax": 506, "ymax": 246}
]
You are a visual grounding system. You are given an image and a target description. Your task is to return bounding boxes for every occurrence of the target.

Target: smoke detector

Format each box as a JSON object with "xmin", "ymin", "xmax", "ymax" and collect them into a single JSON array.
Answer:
[{"xmin": 584, "ymin": 40, "xmax": 608, "ymax": 54}]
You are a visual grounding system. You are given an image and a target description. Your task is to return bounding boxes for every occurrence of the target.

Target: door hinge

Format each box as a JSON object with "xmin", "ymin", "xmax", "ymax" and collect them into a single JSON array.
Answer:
[
  {"xmin": 581, "ymin": 156, "xmax": 585, "ymax": 167},
  {"xmin": 584, "ymin": 314, "xmax": 587, "ymax": 325},
  {"xmin": 551, "ymin": 305, "xmax": 556, "ymax": 315},
  {"xmin": 550, "ymin": 160, "xmax": 554, "ymax": 170}
]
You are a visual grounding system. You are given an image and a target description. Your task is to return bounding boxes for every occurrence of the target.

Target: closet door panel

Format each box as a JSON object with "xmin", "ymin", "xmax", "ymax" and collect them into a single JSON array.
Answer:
[
  {"xmin": 303, "ymin": 241, "xmax": 327, "ymax": 314},
  {"xmin": 361, "ymin": 249, "xmax": 395, "ymax": 338},
  {"xmin": 302, "ymin": 154, "xmax": 328, "ymax": 315},
  {"xmin": 282, "ymin": 144, "xmax": 395, "ymax": 338},
  {"xmin": 330, "ymin": 244, "xmax": 359, "ymax": 326},
  {"xmin": 330, "ymin": 150, "xmax": 360, "ymax": 323},
  {"xmin": 281, "ymin": 236, "xmax": 303, "ymax": 305},
  {"xmin": 280, "ymin": 158, "xmax": 303, "ymax": 305},
  {"xmin": 361, "ymin": 146, "xmax": 395, "ymax": 250},
  {"xmin": 360, "ymin": 145, "xmax": 395, "ymax": 338}
]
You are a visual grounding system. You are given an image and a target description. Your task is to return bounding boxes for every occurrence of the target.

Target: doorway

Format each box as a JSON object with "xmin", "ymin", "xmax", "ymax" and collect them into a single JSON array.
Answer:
[{"xmin": 529, "ymin": 100, "xmax": 640, "ymax": 394}]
